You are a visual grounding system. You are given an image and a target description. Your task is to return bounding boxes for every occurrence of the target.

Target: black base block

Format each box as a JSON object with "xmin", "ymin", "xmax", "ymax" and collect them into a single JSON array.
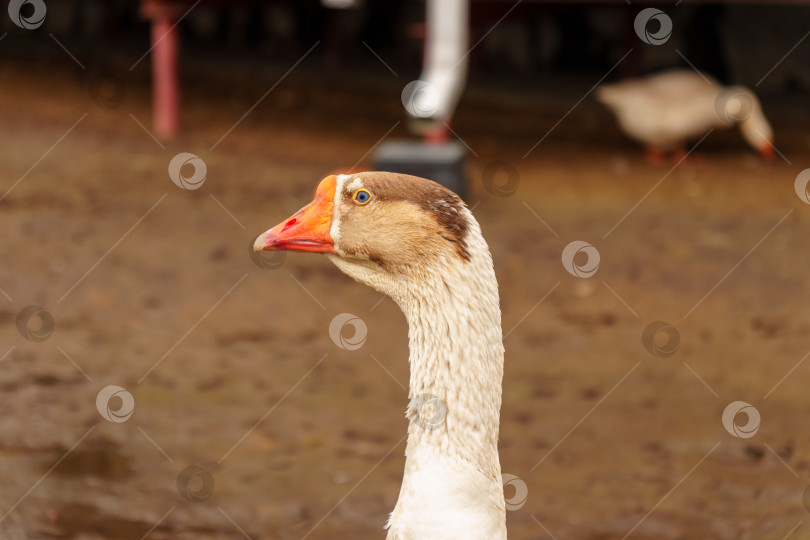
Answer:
[{"xmin": 372, "ymin": 140, "xmax": 467, "ymax": 199}]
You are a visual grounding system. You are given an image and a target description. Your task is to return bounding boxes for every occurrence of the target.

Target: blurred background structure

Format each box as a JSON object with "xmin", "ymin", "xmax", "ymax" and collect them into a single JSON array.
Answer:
[{"xmin": 1, "ymin": 1, "xmax": 810, "ymax": 538}]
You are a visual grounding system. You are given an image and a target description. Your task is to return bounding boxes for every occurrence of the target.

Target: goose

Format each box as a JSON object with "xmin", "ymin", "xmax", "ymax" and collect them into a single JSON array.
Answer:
[
  {"xmin": 595, "ymin": 69, "xmax": 774, "ymax": 163},
  {"xmin": 254, "ymin": 172, "xmax": 507, "ymax": 539}
]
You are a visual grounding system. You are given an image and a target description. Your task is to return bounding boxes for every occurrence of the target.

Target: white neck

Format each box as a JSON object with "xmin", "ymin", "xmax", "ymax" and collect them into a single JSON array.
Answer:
[
  {"xmin": 385, "ymin": 217, "xmax": 507, "ymax": 540},
  {"xmin": 738, "ymin": 104, "xmax": 772, "ymax": 151}
]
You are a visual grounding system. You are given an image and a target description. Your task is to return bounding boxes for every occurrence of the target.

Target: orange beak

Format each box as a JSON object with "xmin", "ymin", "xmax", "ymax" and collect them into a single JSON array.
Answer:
[
  {"xmin": 759, "ymin": 142, "xmax": 774, "ymax": 161},
  {"xmin": 253, "ymin": 175, "xmax": 337, "ymax": 254}
]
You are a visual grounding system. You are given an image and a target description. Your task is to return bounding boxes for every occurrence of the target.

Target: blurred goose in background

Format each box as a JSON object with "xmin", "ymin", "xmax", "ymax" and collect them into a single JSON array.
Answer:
[
  {"xmin": 596, "ymin": 69, "xmax": 774, "ymax": 164},
  {"xmin": 254, "ymin": 172, "xmax": 507, "ymax": 539}
]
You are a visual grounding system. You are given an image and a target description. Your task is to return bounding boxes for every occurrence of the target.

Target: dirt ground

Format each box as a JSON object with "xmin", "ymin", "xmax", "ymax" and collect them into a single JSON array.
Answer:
[{"xmin": 1, "ymin": 46, "xmax": 810, "ymax": 540}]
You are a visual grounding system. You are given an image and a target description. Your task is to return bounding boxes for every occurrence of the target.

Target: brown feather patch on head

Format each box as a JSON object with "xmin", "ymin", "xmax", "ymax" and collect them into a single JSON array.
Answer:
[{"xmin": 346, "ymin": 172, "xmax": 471, "ymax": 262}]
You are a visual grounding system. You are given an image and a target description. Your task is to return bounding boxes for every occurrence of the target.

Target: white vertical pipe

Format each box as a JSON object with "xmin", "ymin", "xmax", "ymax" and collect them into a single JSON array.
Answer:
[{"xmin": 415, "ymin": 0, "xmax": 469, "ymax": 123}]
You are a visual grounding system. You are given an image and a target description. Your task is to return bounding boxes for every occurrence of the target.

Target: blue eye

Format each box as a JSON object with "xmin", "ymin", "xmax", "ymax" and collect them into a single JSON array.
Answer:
[{"xmin": 353, "ymin": 189, "xmax": 371, "ymax": 205}]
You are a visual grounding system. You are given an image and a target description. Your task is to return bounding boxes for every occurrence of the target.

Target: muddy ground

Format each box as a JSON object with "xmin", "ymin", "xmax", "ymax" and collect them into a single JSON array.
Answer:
[{"xmin": 1, "ymin": 43, "xmax": 810, "ymax": 540}]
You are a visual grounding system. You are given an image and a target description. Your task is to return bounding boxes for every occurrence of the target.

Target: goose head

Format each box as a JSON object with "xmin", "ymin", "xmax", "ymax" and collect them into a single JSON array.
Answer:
[
  {"xmin": 253, "ymin": 172, "xmax": 471, "ymax": 300},
  {"xmin": 738, "ymin": 105, "xmax": 775, "ymax": 160},
  {"xmin": 718, "ymin": 86, "xmax": 775, "ymax": 159}
]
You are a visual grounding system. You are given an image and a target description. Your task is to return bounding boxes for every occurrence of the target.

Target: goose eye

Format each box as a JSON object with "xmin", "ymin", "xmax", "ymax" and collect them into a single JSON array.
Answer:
[{"xmin": 352, "ymin": 189, "xmax": 371, "ymax": 205}]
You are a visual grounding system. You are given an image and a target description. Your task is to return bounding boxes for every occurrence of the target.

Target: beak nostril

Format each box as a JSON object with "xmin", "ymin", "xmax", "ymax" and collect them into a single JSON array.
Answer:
[{"xmin": 282, "ymin": 218, "xmax": 297, "ymax": 231}]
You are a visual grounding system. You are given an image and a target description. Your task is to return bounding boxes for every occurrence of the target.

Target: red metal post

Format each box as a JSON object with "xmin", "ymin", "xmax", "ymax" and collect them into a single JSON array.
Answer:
[
  {"xmin": 141, "ymin": 1, "xmax": 183, "ymax": 140},
  {"xmin": 151, "ymin": 15, "xmax": 179, "ymax": 139}
]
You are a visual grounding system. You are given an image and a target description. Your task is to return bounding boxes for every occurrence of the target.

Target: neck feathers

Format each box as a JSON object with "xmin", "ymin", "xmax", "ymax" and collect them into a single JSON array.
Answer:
[
  {"xmin": 402, "ymin": 218, "xmax": 503, "ymax": 469},
  {"xmin": 387, "ymin": 210, "xmax": 507, "ymax": 540}
]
